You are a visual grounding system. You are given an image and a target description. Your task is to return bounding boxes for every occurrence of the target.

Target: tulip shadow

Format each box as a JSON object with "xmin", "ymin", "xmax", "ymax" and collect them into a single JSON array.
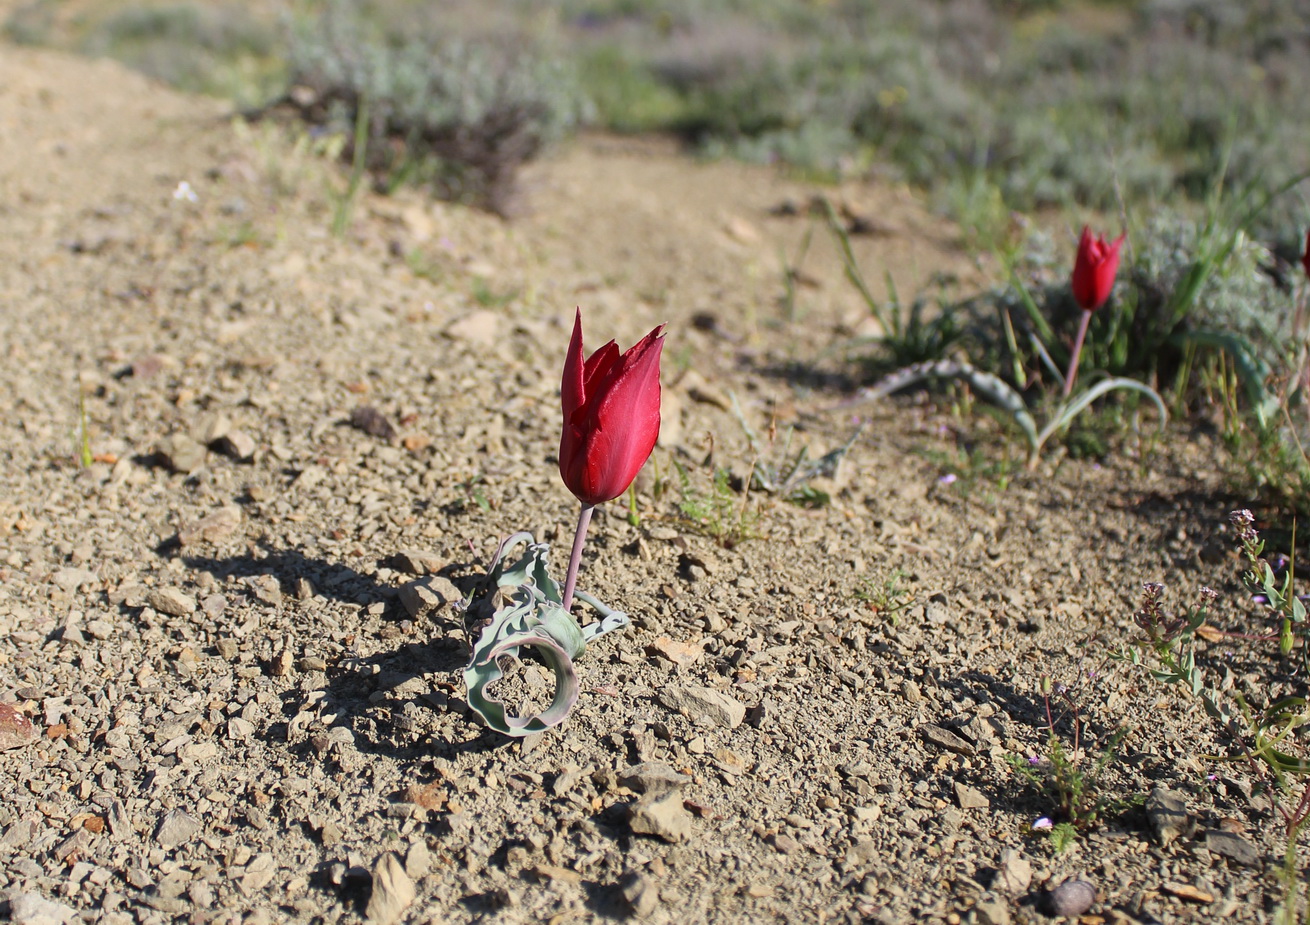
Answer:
[{"xmin": 171, "ymin": 541, "xmax": 521, "ymax": 759}]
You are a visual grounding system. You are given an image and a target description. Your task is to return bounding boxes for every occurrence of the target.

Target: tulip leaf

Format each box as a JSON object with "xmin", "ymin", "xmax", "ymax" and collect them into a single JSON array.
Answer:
[{"xmin": 459, "ymin": 532, "xmax": 626, "ymax": 737}]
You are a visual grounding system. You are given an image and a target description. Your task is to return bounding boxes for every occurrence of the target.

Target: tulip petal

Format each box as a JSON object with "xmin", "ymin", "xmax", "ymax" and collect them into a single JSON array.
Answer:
[{"xmin": 561, "ymin": 309, "xmax": 586, "ymax": 420}]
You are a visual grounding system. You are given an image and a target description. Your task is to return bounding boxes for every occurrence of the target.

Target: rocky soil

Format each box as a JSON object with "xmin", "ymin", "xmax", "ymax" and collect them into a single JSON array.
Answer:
[{"xmin": 0, "ymin": 42, "xmax": 1298, "ymax": 925}]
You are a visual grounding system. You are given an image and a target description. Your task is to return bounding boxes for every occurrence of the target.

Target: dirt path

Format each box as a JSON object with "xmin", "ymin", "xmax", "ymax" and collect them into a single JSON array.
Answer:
[{"xmin": 0, "ymin": 44, "xmax": 1284, "ymax": 925}]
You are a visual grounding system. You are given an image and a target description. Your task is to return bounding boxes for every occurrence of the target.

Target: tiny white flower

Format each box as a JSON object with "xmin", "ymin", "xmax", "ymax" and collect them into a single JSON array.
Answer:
[{"xmin": 172, "ymin": 180, "xmax": 199, "ymax": 203}]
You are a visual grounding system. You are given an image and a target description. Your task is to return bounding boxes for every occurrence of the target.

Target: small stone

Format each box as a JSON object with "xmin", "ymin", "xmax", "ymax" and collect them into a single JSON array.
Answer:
[
  {"xmin": 393, "ymin": 549, "xmax": 446, "ymax": 576},
  {"xmin": 157, "ymin": 434, "xmax": 207, "ymax": 473},
  {"xmin": 443, "ymin": 309, "xmax": 499, "ymax": 346},
  {"xmin": 901, "ymin": 679, "xmax": 923, "ymax": 704},
  {"xmin": 191, "ymin": 412, "xmax": 231, "ymax": 445},
  {"xmin": 404, "ymin": 840, "xmax": 431, "ymax": 880},
  {"xmin": 845, "ymin": 839, "xmax": 879, "ymax": 869},
  {"xmin": 994, "ymin": 850, "xmax": 1031, "ymax": 894},
  {"xmin": 177, "ymin": 506, "xmax": 243, "ymax": 546},
  {"xmin": 215, "ymin": 638, "xmax": 239, "ymax": 660},
  {"xmin": 154, "ymin": 808, "xmax": 200, "ymax": 848},
  {"xmin": 365, "ymin": 852, "xmax": 415, "ymax": 925},
  {"xmin": 768, "ymin": 832, "xmax": 800, "ymax": 854},
  {"xmin": 243, "ymin": 574, "xmax": 282, "ymax": 606},
  {"xmin": 0, "ymin": 704, "xmax": 39, "ymax": 750},
  {"xmin": 918, "ymin": 724, "xmax": 975, "ymax": 756},
  {"xmin": 85, "ymin": 619, "xmax": 113, "ymax": 640},
  {"xmin": 270, "ymin": 645, "xmax": 294, "ymax": 677},
  {"xmin": 294, "ymin": 577, "xmax": 315, "ymax": 601},
  {"xmin": 9, "ymin": 892, "xmax": 79, "ymax": 925},
  {"xmin": 146, "ymin": 587, "xmax": 197, "ymax": 617},
  {"xmin": 189, "ymin": 880, "xmax": 215, "ymax": 908},
  {"xmin": 954, "ymin": 782, "xmax": 990, "ymax": 810},
  {"xmin": 52, "ymin": 567, "xmax": 98, "ymax": 592},
  {"xmin": 1146, "ymin": 787, "xmax": 1195, "ymax": 847},
  {"xmin": 974, "ymin": 897, "xmax": 1011, "ymax": 925},
  {"xmin": 618, "ymin": 762, "xmax": 691, "ymax": 795},
  {"xmin": 1205, "ymin": 829, "xmax": 1260, "ymax": 867},
  {"xmin": 1162, "ymin": 881, "xmax": 1214, "ymax": 904},
  {"xmin": 398, "ymin": 576, "xmax": 462, "ymax": 619},
  {"xmin": 618, "ymin": 870, "xmax": 660, "ymax": 918},
  {"xmin": 657, "ymin": 685, "xmax": 746, "ymax": 728},
  {"xmin": 646, "ymin": 637, "xmax": 704, "ymax": 668},
  {"xmin": 219, "ymin": 430, "xmax": 257, "ymax": 460},
  {"xmin": 628, "ymin": 791, "xmax": 694, "ymax": 843},
  {"xmin": 1043, "ymin": 878, "xmax": 1096, "ymax": 917},
  {"xmin": 350, "ymin": 405, "xmax": 397, "ymax": 440},
  {"xmin": 241, "ymin": 853, "xmax": 278, "ymax": 892}
]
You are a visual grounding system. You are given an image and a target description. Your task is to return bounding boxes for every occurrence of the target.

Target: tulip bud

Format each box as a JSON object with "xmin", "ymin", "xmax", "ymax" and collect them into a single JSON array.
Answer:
[
  {"xmin": 559, "ymin": 309, "xmax": 665, "ymax": 506},
  {"xmin": 1070, "ymin": 226, "xmax": 1125, "ymax": 312}
]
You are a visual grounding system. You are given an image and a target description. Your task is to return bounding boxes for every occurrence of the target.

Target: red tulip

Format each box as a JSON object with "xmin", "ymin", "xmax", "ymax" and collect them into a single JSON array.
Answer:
[
  {"xmin": 559, "ymin": 309, "xmax": 665, "ymax": 506},
  {"xmin": 1301, "ymin": 229, "xmax": 1310, "ymax": 280},
  {"xmin": 1070, "ymin": 226, "xmax": 1125, "ymax": 312}
]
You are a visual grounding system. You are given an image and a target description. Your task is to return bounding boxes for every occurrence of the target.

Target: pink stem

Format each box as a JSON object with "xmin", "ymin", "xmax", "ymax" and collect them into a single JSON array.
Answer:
[
  {"xmin": 561, "ymin": 503, "xmax": 594, "ymax": 613},
  {"xmin": 1062, "ymin": 310, "xmax": 1093, "ymax": 398}
]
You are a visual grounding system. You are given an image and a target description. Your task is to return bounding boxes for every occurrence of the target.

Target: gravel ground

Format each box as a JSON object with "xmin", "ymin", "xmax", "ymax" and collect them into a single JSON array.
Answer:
[{"xmin": 0, "ymin": 44, "xmax": 1299, "ymax": 925}]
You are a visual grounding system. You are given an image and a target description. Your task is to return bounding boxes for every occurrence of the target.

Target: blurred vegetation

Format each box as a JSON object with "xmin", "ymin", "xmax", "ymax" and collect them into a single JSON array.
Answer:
[{"xmin": 6, "ymin": 0, "xmax": 1306, "ymax": 228}]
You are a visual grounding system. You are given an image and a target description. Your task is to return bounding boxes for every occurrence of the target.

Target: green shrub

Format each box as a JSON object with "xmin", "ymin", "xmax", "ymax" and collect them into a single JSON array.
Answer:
[{"xmin": 283, "ymin": 2, "xmax": 590, "ymax": 212}]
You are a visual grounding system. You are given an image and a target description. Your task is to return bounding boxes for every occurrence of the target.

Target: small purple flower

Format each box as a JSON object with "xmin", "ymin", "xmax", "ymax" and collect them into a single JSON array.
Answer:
[
  {"xmin": 939, "ymin": 473, "xmax": 958, "ymax": 485},
  {"xmin": 1027, "ymin": 756, "xmax": 1043, "ymax": 767},
  {"xmin": 1032, "ymin": 817, "xmax": 1054, "ymax": 831}
]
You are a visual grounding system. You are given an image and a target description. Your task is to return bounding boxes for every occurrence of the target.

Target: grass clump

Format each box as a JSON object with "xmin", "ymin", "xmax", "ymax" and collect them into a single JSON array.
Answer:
[{"xmin": 278, "ymin": 1, "xmax": 590, "ymax": 214}]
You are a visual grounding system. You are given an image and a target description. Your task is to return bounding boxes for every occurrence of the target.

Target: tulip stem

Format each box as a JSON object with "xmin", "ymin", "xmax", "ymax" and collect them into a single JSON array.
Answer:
[
  {"xmin": 561, "ymin": 503, "xmax": 594, "ymax": 614},
  {"xmin": 1062, "ymin": 310, "xmax": 1093, "ymax": 398}
]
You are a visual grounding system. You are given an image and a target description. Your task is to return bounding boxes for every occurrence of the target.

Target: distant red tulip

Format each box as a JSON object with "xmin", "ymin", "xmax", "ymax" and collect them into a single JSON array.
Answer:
[
  {"xmin": 559, "ymin": 309, "xmax": 665, "ymax": 506},
  {"xmin": 1070, "ymin": 226, "xmax": 1125, "ymax": 312},
  {"xmin": 1301, "ymin": 229, "xmax": 1310, "ymax": 280}
]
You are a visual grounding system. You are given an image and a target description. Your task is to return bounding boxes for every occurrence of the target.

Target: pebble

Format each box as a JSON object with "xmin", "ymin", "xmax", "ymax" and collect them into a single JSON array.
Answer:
[
  {"xmin": 145, "ymin": 588, "xmax": 197, "ymax": 617},
  {"xmin": 220, "ymin": 429, "xmax": 257, "ymax": 460},
  {"xmin": 618, "ymin": 870, "xmax": 661, "ymax": 918},
  {"xmin": 404, "ymin": 839, "xmax": 431, "ymax": 880},
  {"xmin": 398, "ymin": 576, "xmax": 462, "ymax": 619},
  {"xmin": 656, "ymin": 685, "xmax": 746, "ymax": 728},
  {"xmin": 954, "ymin": 782, "xmax": 989, "ymax": 810},
  {"xmin": 191, "ymin": 412, "xmax": 231, "ymax": 445},
  {"xmin": 1205, "ymin": 829, "xmax": 1260, "ymax": 867},
  {"xmin": 618, "ymin": 762, "xmax": 690, "ymax": 795},
  {"xmin": 443, "ymin": 309, "xmax": 500, "ymax": 346},
  {"xmin": 154, "ymin": 808, "xmax": 200, "ymax": 848},
  {"xmin": 393, "ymin": 549, "xmax": 446, "ymax": 576},
  {"xmin": 9, "ymin": 891, "xmax": 79, "ymax": 925},
  {"xmin": 365, "ymin": 852, "xmax": 415, "ymax": 925},
  {"xmin": 0, "ymin": 704, "xmax": 39, "ymax": 750},
  {"xmin": 628, "ymin": 791, "xmax": 694, "ymax": 843},
  {"xmin": 974, "ymin": 897, "xmax": 1011, "ymax": 925},
  {"xmin": 177, "ymin": 506, "xmax": 243, "ymax": 546},
  {"xmin": 157, "ymin": 434, "xmax": 207, "ymax": 473},
  {"xmin": 918, "ymin": 724, "xmax": 975, "ymax": 756},
  {"xmin": 1043, "ymin": 878, "xmax": 1096, "ymax": 917},
  {"xmin": 1146, "ymin": 787, "xmax": 1194, "ymax": 847},
  {"xmin": 993, "ymin": 850, "xmax": 1031, "ymax": 893}
]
